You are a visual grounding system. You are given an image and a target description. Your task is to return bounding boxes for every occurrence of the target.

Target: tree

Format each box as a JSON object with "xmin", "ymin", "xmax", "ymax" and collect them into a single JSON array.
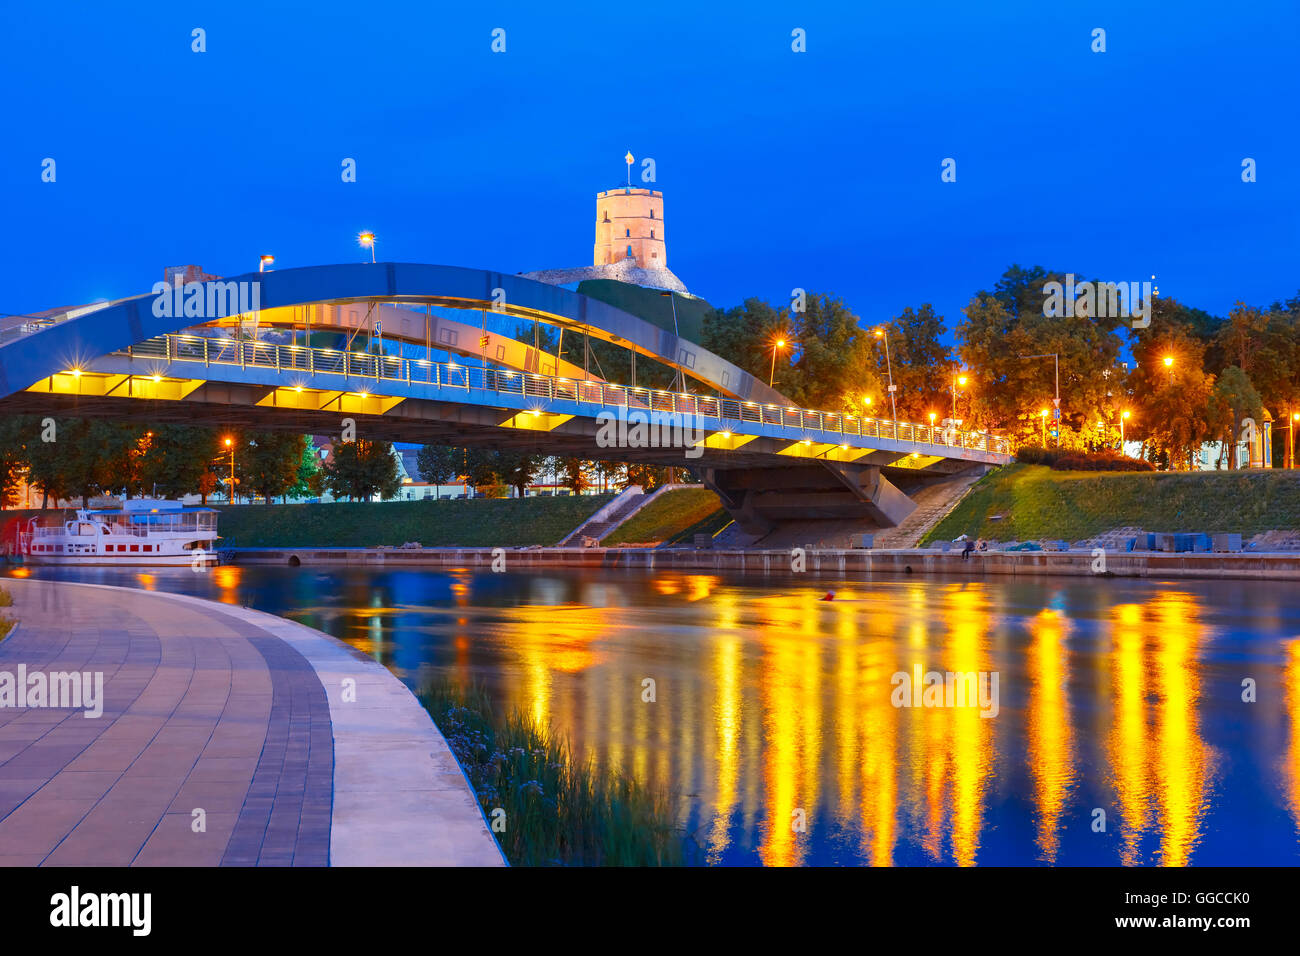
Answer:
[
  {"xmin": 416, "ymin": 445, "xmax": 461, "ymax": 485},
  {"xmin": 561, "ymin": 458, "xmax": 592, "ymax": 494},
  {"xmin": 958, "ymin": 265, "xmax": 1126, "ymax": 447},
  {"xmin": 493, "ymin": 449, "xmax": 543, "ymax": 497},
  {"xmin": 324, "ymin": 439, "xmax": 401, "ymax": 501},
  {"xmin": 879, "ymin": 303, "xmax": 954, "ymax": 422},
  {"xmin": 1128, "ymin": 323, "xmax": 1217, "ymax": 469},
  {"xmin": 1208, "ymin": 366, "xmax": 1263, "ymax": 469},
  {"xmin": 138, "ymin": 425, "xmax": 221, "ymax": 499},
  {"xmin": 241, "ymin": 432, "xmax": 308, "ymax": 503},
  {"xmin": 288, "ymin": 439, "xmax": 324, "ymax": 500},
  {"xmin": 0, "ymin": 416, "xmax": 30, "ymax": 508},
  {"xmin": 623, "ymin": 463, "xmax": 669, "ymax": 490}
]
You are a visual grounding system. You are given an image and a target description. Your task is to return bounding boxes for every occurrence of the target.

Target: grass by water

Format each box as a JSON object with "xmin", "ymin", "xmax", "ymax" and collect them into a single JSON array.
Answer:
[
  {"xmin": 925, "ymin": 464, "xmax": 1300, "ymax": 544},
  {"xmin": 419, "ymin": 680, "xmax": 685, "ymax": 866}
]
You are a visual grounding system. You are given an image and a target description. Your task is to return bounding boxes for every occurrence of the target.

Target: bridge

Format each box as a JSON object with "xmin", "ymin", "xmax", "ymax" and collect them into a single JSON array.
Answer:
[{"xmin": 0, "ymin": 263, "xmax": 1010, "ymax": 544}]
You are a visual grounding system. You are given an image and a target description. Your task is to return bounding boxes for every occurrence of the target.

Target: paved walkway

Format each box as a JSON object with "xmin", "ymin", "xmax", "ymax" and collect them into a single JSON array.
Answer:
[{"xmin": 0, "ymin": 578, "xmax": 503, "ymax": 867}]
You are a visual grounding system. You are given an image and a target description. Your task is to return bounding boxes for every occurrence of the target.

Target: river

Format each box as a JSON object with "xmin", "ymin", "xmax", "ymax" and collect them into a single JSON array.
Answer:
[{"xmin": 7, "ymin": 564, "xmax": 1300, "ymax": 866}]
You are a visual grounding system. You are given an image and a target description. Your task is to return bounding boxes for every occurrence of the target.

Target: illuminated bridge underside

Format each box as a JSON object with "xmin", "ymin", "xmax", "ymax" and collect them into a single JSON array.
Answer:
[{"xmin": 0, "ymin": 264, "xmax": 1011, "ymax": 537}]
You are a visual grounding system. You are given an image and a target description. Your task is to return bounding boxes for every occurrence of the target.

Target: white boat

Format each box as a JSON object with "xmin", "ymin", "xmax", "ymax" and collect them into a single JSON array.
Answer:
[{"xmin": 19, "ymin": 500, "xmax": 219, "ymax": 566}]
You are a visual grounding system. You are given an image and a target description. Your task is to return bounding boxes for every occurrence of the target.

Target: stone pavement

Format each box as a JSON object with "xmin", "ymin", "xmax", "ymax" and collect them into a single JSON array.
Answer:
[{"xmin": 0, "ymin": 578, "xmax": 504, "ymax": 867}]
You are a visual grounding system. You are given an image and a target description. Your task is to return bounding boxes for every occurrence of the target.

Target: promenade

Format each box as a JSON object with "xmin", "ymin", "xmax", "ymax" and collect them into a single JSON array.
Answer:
[{"xmin": 0, "ymin": 578, "xmax": 503, "ymax": 867}]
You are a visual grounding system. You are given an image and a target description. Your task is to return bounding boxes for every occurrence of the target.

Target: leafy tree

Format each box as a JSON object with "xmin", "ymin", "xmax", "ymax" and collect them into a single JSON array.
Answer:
[
  {"xmin": 958, "ymin": 265, "xmax": 1127, "ymax": 447},
  {"xmin": 416, "ymin": 444, "xmax": 461, "ymax": 484},
  {"xmin": 241, "ymin": 432, "xmax": 308, "ymax": 503},
  {"xmin": 878, "ymin": 304, "xmax": 954, "ymax": 422},
  {"xmin": 623, "ymin": 463, "xmax": 669, "ymax": 490},
  {"xmin": 138, "ymin": 425, "xmax": 221, "ymax": 499},
  {"xmin": 324, "ymin": 439, "xmax": 401, "ymax": 501},
  {"xmin": 288, "ymin": 439, "xmax": 324, "ymax": 500},
  {"xmin": 493, "ymin": 449, "xmax": 543, "ymax": 497},
  {"xmin": 561, "ymin": 458, "xmax": 592, "ymax": 494},
  {"xmin": 1208, "ymin": 366, "xmax": 1263, "ymax": 469}
]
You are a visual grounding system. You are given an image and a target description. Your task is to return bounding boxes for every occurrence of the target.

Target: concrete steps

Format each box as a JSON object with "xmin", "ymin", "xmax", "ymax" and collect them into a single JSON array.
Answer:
[{"xmin": 869, "ymin": 473, "xmax": 986, "ymax": 549}]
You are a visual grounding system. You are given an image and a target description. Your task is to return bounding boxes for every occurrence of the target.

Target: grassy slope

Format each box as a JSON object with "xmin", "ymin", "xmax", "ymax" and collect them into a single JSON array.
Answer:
[
  {"xmin": 924, "ymin": 464, "xmax": 1300, "ymax": 544},
  {"xmin": 603, "ymin": 488, "xmax": 729, "ymax": 545},
  {"xmin": 214, "ymin": 496, "xmax": 613, "ymax": 548}
]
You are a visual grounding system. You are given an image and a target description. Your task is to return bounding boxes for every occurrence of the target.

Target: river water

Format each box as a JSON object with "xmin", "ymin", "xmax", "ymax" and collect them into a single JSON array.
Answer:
[{"xmin": 8, "ymin": 564, "xmax": 1300, "ymax": 866}]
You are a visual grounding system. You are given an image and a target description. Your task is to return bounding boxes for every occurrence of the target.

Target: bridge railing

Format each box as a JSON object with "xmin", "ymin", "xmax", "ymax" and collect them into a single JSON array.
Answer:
[{"xmin": 116, "ymin": 333, "xmax": 1011, "ymax": 457}]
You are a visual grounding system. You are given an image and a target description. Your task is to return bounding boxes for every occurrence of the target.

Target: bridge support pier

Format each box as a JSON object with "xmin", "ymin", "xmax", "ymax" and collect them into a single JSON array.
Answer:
[{"xmin": 700, "ymin": 462, "xmax": 919, "ymax": 545}]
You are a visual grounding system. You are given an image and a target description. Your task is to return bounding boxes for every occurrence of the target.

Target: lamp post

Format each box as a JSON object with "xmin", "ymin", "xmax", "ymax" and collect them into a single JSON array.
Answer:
[
  {"xmin": 1288, "ymin": 409, "xmax": 1299, "ymax": 470},
  {"xmin": 1121, "ymin": 410, "xmax": 1131, "ymax": 454},
  {"xmin": 769, "ymin": 338, "xmax": 786, "ymax": 387},
  {"xmin": 1163, "ymin": 354, "xmax": 1174, "ymax": 386},
  {"xmin": 874, "ymin": 328, "xmax": 897, "ymax": 424},
  {"xmin": 359, "ymin": 232, "xmax": 376, "ymax": 263},
  {"xmin": 259, "ymin": 254, "xmax": 274, "ymax": 272},
  {"xmin": 952, "ymin": 372, "xmax": 967, "ymax": 421},
  {"xmin": 928, "ymin": 411, "xmax": 936, "ymax": 441},
  {"xmin": 224, "ymin": 437, "xmax": 235, "ymax": 504}
]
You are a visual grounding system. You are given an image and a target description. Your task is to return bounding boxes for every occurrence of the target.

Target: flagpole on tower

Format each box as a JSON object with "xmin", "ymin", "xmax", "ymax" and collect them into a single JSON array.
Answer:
[{"xmin": 625, "ymin": 151, "xmax": 633, "ymax": 186}]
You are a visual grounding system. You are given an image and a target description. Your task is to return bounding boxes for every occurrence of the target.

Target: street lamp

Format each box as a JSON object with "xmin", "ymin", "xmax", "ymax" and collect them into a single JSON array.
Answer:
[
  {"xmin": 259, "ymin": 254, "xmax": 274, "ymax": 272},
  {"xmin": 1121, "ymin": 410, "xmax": 1131, "ymax": 454},
  {"xmin": 928, "ymin": 411, "xmax": 936, "ymax": 439},
  {"xmin": 874, "ymin": 328, "xmax": 897, "ymax": 424},
  {"xmin": 952, "ymin": 372, "xmax": 968, "ymax": 421},
  {"xmin": 359, "ymin": 231, "xmax": 376, "ymax": 263},
  {"xmin": 224, "ymin": 437, "xmax": 235, "ymax": 504},
  {"xmin": 769, "ymin": 337, "xmax": 787, "ymax": 387},
  {"xmin": 1163, "ymin": 354, "xmax": 1174, "ymax": 386},
  {"xmin": 1287, "ymin": 409, "xmax": 1300, "ymax": 469}
]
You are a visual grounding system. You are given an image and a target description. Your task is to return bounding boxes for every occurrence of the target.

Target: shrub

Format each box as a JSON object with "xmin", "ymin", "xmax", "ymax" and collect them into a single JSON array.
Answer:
[{"xmin": 1051, "ymin": 451, "xmax": 1154, "ymax": 472}]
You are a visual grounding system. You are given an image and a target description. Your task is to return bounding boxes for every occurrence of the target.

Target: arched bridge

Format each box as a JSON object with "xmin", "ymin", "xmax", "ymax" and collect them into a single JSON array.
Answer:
[{"xmin": 0, "ymin": 263, "xmax": 1011, "ymax": 543}]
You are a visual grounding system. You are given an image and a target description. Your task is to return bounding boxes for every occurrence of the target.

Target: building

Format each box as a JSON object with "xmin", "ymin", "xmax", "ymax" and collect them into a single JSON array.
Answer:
[
  {"xmin": 593, "ymin": 187, "xmax": 667, "ymax": 269},
  {"xmin": 523, "ymin": 173, "xmax": 689, "ymax": 294}
]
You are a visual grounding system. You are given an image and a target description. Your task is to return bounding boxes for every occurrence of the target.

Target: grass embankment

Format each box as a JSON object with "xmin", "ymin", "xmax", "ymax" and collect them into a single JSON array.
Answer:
[
  {"xmin": 602, "ymin": 488, "xmax": 730, "ymax": 545},
  {"xmin": 0, "ymin": 586, "xmax": 14, "ymax": 638},
  {"xmin": 419, "ymin": 681, "xmax": 684, "ymax": 866},
  {"xmin": 215, "ymin": 496, "xmax": 613, "ymax": 548},
  {"xmin": 924, "ymin": 464, "xmax": 1300, "ymax": 544}
]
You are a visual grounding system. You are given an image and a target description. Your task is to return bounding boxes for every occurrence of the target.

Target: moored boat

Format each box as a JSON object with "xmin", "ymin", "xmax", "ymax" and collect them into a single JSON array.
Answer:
[{"xmin": 19, "ymin": 499, "xmax": 219, "ymax": 566}]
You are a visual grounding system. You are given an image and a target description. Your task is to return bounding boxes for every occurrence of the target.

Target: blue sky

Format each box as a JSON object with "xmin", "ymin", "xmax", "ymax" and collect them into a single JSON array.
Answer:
[{"xmin": 2, "ymin": 1, "xmax": 1296, "ymax": 329}]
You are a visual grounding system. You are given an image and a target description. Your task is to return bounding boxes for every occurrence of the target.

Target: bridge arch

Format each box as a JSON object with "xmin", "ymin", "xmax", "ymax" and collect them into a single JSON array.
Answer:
[{"xmin": 0, "ymin": 262, "xmax": 788, "ymax": 405}]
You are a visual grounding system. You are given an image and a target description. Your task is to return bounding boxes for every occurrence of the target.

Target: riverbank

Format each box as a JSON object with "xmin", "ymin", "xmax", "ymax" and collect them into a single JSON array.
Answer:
[
  {"xmin": 226, "ymin": 544, "xmax": 1300, "ymax": 581},
  {"xmin": 0, "ymin": 578, "xmax": 503, "ymax": 866},
  {"xmin": 925, "ymin": 464, "xmax": 1300, "ymax": 544}
]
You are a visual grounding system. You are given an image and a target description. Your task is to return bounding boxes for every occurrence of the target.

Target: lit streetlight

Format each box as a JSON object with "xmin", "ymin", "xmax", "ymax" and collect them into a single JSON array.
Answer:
[
  {"xmin": 873, "ymin": 328, "xmax": 897, "ymax": 424},
  {"xmin": 1121, "ymin": 409, "xmax": 1131, "ymax": 454},
  {"xmin": 359, "ymin": 231, "xmax": 376, "ymax": 263},
  {"xmin": 769, "ymin": 337, "xmax": 787, "ymax": 387},
  {"xmin": 952, "ymin": 371, "xmax": 968, "ymax": 421},
  {"xmin": 1163, "ymin": 354, "xmax": 1174, "ymax": 386},
  {"xmin": 259, "ymin": 254, "xmax": 274, "ymax": 272},
  {"xmin": 224, "ymin": 437, "xmax": 236, "ymax": 504}
]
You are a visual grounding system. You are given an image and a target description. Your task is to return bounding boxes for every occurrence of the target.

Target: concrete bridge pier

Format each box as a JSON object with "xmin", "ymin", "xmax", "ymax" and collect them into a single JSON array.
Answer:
[{"xmin": 701, "ymin": 462, "xmax": 918, "ymax": 542}]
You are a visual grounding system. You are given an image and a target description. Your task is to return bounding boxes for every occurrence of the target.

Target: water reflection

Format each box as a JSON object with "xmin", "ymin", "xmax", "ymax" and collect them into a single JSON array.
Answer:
[{"xmin": 10, "ymin": 564, "xmax": 1299, "ymax": 866}]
